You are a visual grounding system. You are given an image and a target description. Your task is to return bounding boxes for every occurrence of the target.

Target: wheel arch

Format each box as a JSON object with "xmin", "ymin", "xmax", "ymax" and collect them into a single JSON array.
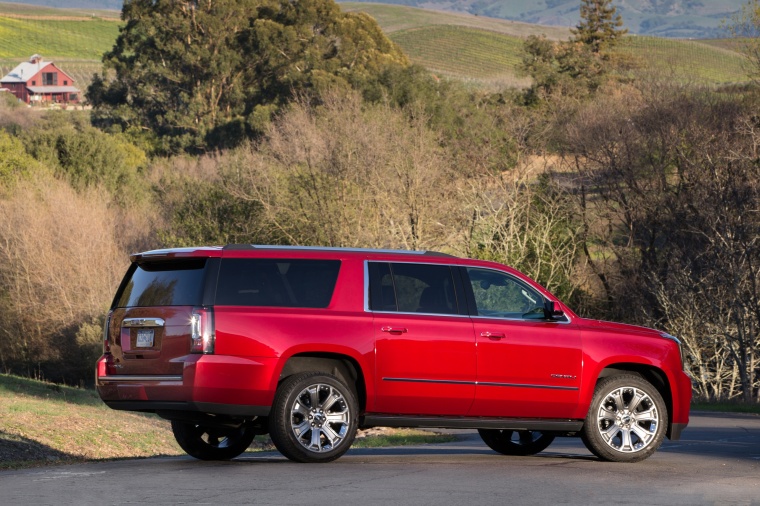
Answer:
[
  {"xmin": 278, "ymin": 353, "xmax": 367, "ymax": 412},
  {"xmin": 594, "ymin": 363, "xmax": 675, "ymax": 439}
]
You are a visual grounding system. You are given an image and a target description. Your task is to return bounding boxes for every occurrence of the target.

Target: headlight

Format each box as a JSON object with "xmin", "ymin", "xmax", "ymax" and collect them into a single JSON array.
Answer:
[{"xmin": 661, "ymin": 333, "xmax": 684, "ymax": 370}]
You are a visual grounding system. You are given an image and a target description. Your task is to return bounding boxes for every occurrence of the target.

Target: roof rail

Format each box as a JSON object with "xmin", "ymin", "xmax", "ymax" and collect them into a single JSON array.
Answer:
[{"xmin": 222, "ymin": 244, "xmax": 456, "ymax": 257}]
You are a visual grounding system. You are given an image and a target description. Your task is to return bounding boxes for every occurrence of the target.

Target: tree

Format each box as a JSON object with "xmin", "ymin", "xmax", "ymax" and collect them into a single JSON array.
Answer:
[
  {"xmin": 571, "ymin": 0, "xmax": 627, "ymax": 55},
  {"xmin": 561, "ymin": 82, "xmax": 760, "ymax": 401},
  {"xmin": 89, "ymin": 0, "xmax": 408, "ymax": 154},
  {"xmin": 519, "ymin": 0, "xmax": 627, "ymax": 103},
  {"xmin": 727, "ymin": 0, "xmax": 760, "ymax": 83}
]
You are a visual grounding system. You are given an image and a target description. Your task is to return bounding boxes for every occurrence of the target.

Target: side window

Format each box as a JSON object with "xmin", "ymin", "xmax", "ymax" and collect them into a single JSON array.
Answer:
[
  {"xmin": 369, "ymin": 262, "xmax": 458, "ymax": 315},
  {"xmin": 466, "ymin": 267, "xmax": 545, "ymax": 319},
  {"xmin": 216, "ymin": 259, "xmax": 340, "ymax": 308}
]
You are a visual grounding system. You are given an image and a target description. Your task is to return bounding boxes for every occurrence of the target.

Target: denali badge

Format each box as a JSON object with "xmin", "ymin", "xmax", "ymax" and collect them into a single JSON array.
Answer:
[{"xmin": 551, "ymin": 374, "xmax": 577, "ymax": 379}]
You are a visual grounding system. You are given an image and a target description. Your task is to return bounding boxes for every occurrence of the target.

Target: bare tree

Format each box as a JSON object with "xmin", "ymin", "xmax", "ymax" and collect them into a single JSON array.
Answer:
[
  {"xmin": 225, "ymin": 90, "xmax": 457, "ymax": 251},
  {"xmin": 0, "ymin": 175, "xmax": 127, "ymax": 381}
]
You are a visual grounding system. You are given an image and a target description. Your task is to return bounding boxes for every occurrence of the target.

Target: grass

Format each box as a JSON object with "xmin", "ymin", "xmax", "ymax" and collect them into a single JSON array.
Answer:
[
  {"xmin": 0, "ymin": 16, "xmax": 119, "ymax": 59},
  {"xmin": 0, "ymin": 374, "xmax": 182, "ymax": 469},
  {"xmin": 0, "ymin": 374, "xmax": 456, "ymax": 470},
  {"xmin": 0, "ymin": 1, "xmax": 119, "ymax": 19}
]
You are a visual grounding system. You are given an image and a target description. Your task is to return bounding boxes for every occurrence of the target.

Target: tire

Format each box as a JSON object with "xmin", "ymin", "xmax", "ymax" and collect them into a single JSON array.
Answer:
[
  {"xmin": 478, "ymin": 429, "xmax": 555, "ymax": 456},
  {"xmin": 171, "ymin": 420, "xmax": 256, "ymax": 461},
  {"xmin": 581, "ymin": 374, "xmax": 668, "ymax": 463},
  {"xmin": 269, "ymin": 372, "xmax": 358, "ymax": 463}
]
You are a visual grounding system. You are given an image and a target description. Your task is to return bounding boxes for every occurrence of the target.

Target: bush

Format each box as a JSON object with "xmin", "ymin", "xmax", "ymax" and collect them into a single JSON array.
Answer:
[{"xmin": 0, "ymin": 174, "xmax": 127, "ymax": 384}]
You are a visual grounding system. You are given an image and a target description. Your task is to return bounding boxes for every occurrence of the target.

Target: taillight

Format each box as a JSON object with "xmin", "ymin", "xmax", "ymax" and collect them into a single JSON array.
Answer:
[
  {"xmin": 103, "ymin": 310, "xmax": 113, "ymax": 354},
  {"xmin": 191, "ymin": 307, "xmax": 215, "ymax": 354}
]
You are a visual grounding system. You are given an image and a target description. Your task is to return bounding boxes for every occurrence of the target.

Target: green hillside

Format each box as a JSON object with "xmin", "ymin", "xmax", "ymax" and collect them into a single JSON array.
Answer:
[
  {"xmin": 0, "ymin": 16, "xmax": 119, "ymax": 59},
  {"xmin": 340, "ymin": 1, "xmax": 570, "ymax": 39},
  {"xmin": 0, "ymin": 1, "xmax": 119, "ymax": 18},
  {"xmin": 389, "ymin": 25, "xmax": 529, "ymax": 87},
  {"xmin": 0, "ymin": 1, "xmax": 751, "ymax": 94},
  {"xmin": 617, "ymin": 37, "xmax": 749, "ymax": 85}
]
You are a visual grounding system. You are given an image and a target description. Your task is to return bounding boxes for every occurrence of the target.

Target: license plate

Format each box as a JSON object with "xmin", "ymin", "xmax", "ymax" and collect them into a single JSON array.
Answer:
[{"xmin": 136, "ymin": 329, "xmax": 154, "ymax": 348}]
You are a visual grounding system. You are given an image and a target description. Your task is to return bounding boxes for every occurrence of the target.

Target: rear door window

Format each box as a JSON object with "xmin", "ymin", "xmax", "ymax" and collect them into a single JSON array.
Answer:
[
  {"xmin": 368, "ymin": 262, "xmax": 460, "ymax": 315},
  {"xmin": 115, "ymin": 259, "xmax": 207, "ymax": 308},
  {"xmin": 216, "ymin": 259, "xmax": 341, "ymax": 308}
]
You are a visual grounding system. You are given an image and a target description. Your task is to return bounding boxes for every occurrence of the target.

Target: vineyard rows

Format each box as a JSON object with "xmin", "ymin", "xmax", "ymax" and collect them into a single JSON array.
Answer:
[
  {"xmin": 390, "ymin": 25, "xmax": 524, "ymax": 81},
  {"xmin": 619, "ymin": 36, "xmax": 748, "ymax": 85},
  {"xmin": 0, "ymin": 16, "xmax": 118, "ymax": 60}
]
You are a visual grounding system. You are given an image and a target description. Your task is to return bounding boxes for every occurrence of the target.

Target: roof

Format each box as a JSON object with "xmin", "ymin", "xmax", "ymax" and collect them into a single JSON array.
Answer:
[
  {"xmin": 0, "ymin": 57, "xmax": 76, "ymax": 85},
  {"xmin": 0, "ymin": 59, "xmax": 53, "ymax": 84},
  {"xmin": 27, "ymin": 86, "xmax": 80, "ymax": 94}
]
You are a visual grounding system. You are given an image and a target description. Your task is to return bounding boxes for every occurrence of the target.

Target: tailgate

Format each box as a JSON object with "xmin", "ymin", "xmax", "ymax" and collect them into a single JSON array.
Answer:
[{"xmin": 107, "ymin": 307, "xmax": 194, "ymax": 376}]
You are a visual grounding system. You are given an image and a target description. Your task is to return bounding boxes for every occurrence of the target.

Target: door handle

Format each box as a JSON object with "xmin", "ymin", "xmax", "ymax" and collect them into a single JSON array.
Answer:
[
  {"xmin": 480, "ymin": 331, "xmax": 505, "ymax": 340},
  {"xmin": 381, "ymin": 326, "xmax": 408, "ymax": 334}
]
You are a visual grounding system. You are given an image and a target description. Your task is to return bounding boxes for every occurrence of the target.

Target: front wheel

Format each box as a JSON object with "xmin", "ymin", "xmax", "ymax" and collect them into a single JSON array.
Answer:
[
  {"xmin": 478, "ymin": 429, "xmax": 555, "ymax": 456},
  {"xmin": 581, "ymin": 374, "xmax": 668, "ymax": 463},
  {"xmin": 171, "ymin": 420, "xmax": 256, "ymax": 461},
  {"xmin": 269, "ymin": 372, "xmax": 358, "ymax": 463}
]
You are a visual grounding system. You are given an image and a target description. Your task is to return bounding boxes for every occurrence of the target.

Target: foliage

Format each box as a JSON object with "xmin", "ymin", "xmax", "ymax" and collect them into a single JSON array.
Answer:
[
  {"xmin": 571, "ymin": 0, "xmax": 627, "ymax": 54},
  {"xmin": 19, "ymin": 113, "xmax": 148, "ymax": 204},
  {"xmin": 726, "ymin": 0, "xmax": 760, "ymax": 83},
  {"xmin": 561, "ymin": 82, "xmax": 760, "ymax": 402},
  {"xmin": 0, "ymin": 174, "xmax": 127, "ymax": 384},
  {"xmin": 520, "ymin": 0, "xmax": 628, "ymax": 104},
  {"xmin": 89, "ymin": 0, "xmax": 408, "ymax": 154},
  {"xmin": 0, "ymin": 129, "xmax": 43, "ymax": 189},
  {"xmin": 226, "ymin": 88, "xmax": 454, "ymax": 250},
  {"xmin": 155, "ymin": 164, "xmax": 267, "ymax": 247}
]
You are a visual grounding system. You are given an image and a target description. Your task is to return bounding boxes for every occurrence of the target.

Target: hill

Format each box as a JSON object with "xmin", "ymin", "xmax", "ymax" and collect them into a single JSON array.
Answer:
[
  {"xmin": 0, "ymin": 1, "xmax": 751, "ymax": 93},
  {"xmin": 0, "ymin": 0, "xmax": 749, "ymax": 38},
  {"xmin": 0, "ymin": 0, "xmax": 120, "ymax": 12},
  {"xmin": 338, "ymin": 0, "xmax": 745, "ymax": 39},
  {"xmin": 342, "ymin": 2, "xmax": 750, "ymax": 87}
]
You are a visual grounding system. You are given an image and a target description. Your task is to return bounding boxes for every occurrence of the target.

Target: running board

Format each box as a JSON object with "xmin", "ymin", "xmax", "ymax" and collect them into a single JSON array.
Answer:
[{"xmin": 360, "ymin": 415, "xmax": 584, "ymax": 432}]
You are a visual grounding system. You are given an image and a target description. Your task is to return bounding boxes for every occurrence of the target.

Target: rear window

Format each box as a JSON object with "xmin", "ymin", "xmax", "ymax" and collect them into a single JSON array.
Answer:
[
  {"xmin": 115, "ymin": 259, "xmax": 207, "ymax": 308},
  {"xmin": 216, "ymin": 259, "xmax": 340, "ymax": 308}
]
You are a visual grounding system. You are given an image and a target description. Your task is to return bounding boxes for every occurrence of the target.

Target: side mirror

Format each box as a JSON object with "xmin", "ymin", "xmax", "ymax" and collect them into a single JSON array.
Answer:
[{"xmin": 543, "ymin": 300, "xmax": 565, "ymax": 320}]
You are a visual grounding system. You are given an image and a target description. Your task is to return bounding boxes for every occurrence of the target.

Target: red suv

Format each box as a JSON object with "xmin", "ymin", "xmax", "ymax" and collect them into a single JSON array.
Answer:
[{"xmin": 96, "ymin": 245, "xmax": 691, "ymax": 463}]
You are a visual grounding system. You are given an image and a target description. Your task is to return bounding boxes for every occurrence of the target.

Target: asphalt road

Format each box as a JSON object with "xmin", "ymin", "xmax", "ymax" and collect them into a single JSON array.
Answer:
[{"xmin": 1, "ymin": 412, "xmax": 758, "ymax": 506}]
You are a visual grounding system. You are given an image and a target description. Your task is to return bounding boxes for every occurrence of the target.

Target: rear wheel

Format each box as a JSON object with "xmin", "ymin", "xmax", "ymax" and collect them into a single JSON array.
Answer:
[
  {"xmin": 581, "ymin": 374, "xmax": 667, "ymax": 463},
  {"xmin": 269, "ymin": 372, "xmax": 358, "ymax": 463},
  {"xmin": 171, "ymin": 420, "xmax": 256, "ymax": 461},
  {"xmin": 478, "ymin": 429, "xmax": 555, "ymax": 456}
]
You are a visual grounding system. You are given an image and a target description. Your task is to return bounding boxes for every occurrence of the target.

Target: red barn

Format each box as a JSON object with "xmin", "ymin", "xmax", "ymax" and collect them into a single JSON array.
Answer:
[{"xmin": 0, "ymin": 55, "xmax": 80, "ymax": 105}]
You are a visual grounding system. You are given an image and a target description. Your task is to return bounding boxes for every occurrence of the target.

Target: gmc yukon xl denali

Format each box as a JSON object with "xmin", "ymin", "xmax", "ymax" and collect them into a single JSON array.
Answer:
[{"xmin": 96, "ymin": 245, "xmax": 691, "ymax": 463}]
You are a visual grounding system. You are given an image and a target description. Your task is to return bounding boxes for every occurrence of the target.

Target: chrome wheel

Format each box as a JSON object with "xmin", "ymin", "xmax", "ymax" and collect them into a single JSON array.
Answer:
[
  {"xmin": 290, "ymin": 383, "xmax": 351, "ymax": 453},
  {"xmin": 596, "ymin": 386, "xmax": 659, "ymax": 453},
  {"xmin": 270, "ymin": 372, "xmax": 358, "ymax": 463},
  {"xmin": 582, "ymin": 374, "xmax": 667, "ymax": 462}
]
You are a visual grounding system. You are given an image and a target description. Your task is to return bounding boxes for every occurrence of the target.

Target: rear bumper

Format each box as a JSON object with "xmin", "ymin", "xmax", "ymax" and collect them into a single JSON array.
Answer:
[{"xmin": 96, "ymin": 354, "xmax": 278, "ymax": 416}]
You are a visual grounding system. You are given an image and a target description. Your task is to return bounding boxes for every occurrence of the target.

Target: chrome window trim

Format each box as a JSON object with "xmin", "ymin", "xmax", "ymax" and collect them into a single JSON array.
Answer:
[
  {"xmin": 371, "ymin": 309, "xmax": 472, "ymax": 319},
  {"xmin": 364, "ymin": 260, "xmax": 573, "ymax": 324}
]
